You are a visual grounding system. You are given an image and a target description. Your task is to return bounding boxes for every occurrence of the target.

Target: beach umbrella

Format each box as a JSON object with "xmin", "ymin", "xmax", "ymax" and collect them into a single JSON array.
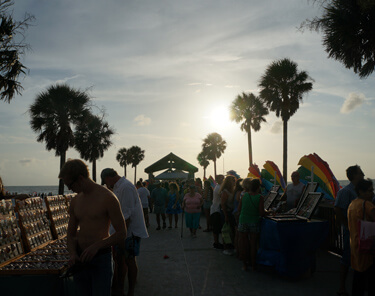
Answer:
[
  {"xmin": 248, "ymin": 163, "xmax": 261, "ymax": 180},
  {"xmin": 207, "ymin": 175, "xmax": 217, "ymax": 189},
  {"xmin": 297, "ymin": 153, "xmax": 340, "ymax": 200},
  {"xmin": 261, "ymin": 161, "xmax": 286, "ymax": 192},
  {"xmin": 226, "ymin": 170, "xmax": 240, "ymax": 180}
]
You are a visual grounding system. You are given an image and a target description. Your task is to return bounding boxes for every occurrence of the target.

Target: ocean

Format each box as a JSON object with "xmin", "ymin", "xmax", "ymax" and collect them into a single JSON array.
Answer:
[
  {"xmin": 5, "ymin": 180, "xmax": 353, "ymax": 196},
  {"xmin": 5, "ymin": 185, "xmax": 72, "ymax": 196}
]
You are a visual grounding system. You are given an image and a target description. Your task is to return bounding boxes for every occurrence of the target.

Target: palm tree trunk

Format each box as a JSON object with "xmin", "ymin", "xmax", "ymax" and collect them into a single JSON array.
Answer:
[
  {"xmin": 134, "ymin": 166, "xmax": 137, "ymax": 185},
  {"xmin": 58, "ymin": 151, "xmax": 66, "ymax": 195},
  {"xmin": 92, "ymin": 160, "xmax": 96, "ymax": 182},
  {"xmin": 203, "ymin": 167, "xmax": 206, "ymax": 180},
  {"xmin": 124, "ymin": 165, "xmax": 127, "ymax": 178},
  {"xmin": 283, "ymin": 120, "xmax": 288, "ymax": 183},
  {"xmin": 247, "ymin": 126, "xmax": 253, "ymax": 166},
  {"xmin": 214, "ymin": 159, "xmax": 217, "ymax": 178}
]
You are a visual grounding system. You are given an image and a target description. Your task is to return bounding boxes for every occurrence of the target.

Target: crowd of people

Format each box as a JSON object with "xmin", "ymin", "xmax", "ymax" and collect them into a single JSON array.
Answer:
[
  {"xmin": 2, "ymin": 161, "xmax": 374, "ymax": 296},
  {"xmin": 143, "ymin": 174, "xmax": 266, "ymax": 272},
  {"xmin": 143, "ymin": 166, "xmax": 375, "ymax": 296}
]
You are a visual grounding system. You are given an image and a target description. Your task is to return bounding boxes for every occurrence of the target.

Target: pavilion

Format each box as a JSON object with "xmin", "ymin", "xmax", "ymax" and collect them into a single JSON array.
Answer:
[{"xmin": 144, "ymin": 152, "xmax": 198, "ymax": 180}]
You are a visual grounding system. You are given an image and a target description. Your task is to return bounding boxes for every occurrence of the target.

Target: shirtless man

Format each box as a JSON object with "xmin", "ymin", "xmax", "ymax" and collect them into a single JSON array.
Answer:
[{"xmin": 59, "ymin": 159, "xmax": 127, "ymax": 296}]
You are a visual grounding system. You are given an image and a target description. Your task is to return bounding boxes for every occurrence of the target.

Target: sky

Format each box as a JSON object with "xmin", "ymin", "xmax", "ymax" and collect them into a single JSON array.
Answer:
[{"xmin": 0, "ymin": 0, "xmax": 374, "ymax": 186}]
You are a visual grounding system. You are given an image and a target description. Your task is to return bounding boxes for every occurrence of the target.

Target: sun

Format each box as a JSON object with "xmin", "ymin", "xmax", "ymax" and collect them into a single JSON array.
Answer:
[{"xmin": 210, "ymin": 106, "xmax": 231, "ymax": 129}]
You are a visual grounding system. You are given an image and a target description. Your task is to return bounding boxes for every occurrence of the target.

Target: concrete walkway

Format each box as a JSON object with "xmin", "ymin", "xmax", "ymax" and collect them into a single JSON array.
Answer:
[{"xmin": 132, "ymin": 214, "xmax": 351, "ymax": 296}]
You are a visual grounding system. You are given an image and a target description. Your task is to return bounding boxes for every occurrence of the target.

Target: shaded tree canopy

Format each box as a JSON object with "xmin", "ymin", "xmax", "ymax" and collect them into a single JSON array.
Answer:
[
  {"xmin": 259, "ymin": 58, "xmax": 313, "ymax": 182},
  {"xmin": 116, "ymin": 147, "xmax": 132, "ymax": 177},
  {"xmin": 230, "ymin": 92, "xmax": 268, "ymax": 166},
  {"xmin": 0, "ymin": 0, "xmax": 34, "ymax": 103},
  {"xmin": 29, "ymin": 84, "xmax": 92, "ymax": 157},
  {"xmin": 259, "ymin": 58, "xmax": 313, "ymax": 122},
  {"xmin": 202, "ymin": 132, "xmax": 227, "ymax": 177},
  {"xmin": 29, "ymin": 83, "xmax": 92, "ymax": 194},
  {"xmin": 74, "ymin": 114, "xmax": 114, "ymax": 162},
  {"xmin": 301, "ymin": 0, "xmax": 375, "ymax": 78}
]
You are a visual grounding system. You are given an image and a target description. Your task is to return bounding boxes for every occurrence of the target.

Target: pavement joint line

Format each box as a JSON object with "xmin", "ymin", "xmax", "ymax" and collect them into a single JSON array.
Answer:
[
  {"xmin": 183, "ymin": 248, "xmax": 214, "ymax": 252},
  {"xmin": 179, "ymin": 233, "xmax": 195, "ymax": 296}
]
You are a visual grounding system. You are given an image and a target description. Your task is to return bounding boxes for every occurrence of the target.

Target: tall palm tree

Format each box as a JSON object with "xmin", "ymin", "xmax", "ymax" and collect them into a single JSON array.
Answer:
[
  {"xmin": 74, "ymin": 114, "xmax": 114, "ymax": 182},
  {"xmin": 202, "ymin": 132, "xmax": 227, "ymax": 178},
  {"xmin": 197, "ymin": 151, "xmax": 210, "ymax": 180},
  {"xmin": 29, "ymin": 84, "xmax": 91, "ymax": 194},
  {"xmin": 128, "ymin": 146, "xmax": 145, "ymax": 184},
  {"xmin": 259, "ymin": 58, "xmax": 313, "ymax": 182},
  {"xmin": 116, "ymin": 148, "xmax": 132, "ymax": 178},
  {"xmin": 230, "ymin": 92, "xmax": 268, "ymax": 167}
]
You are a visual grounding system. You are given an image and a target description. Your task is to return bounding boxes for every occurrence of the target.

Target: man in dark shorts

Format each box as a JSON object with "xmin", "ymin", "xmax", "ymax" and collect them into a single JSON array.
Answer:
[
  {"xmin": 150, "ymin": 180, "xmax": 168, "ymax": 230},
  {"xmin": 101, "ymin": 168, "xmax": 149, "ymax": 296},
  {"xmin": 60, "ymin": 159, "xmax": 127, "ymax": 296}
]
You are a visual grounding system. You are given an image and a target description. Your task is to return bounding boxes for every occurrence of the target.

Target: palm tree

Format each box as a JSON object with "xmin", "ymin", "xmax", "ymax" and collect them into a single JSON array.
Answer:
[
  {"xmin": 197, "ymin": 151, "xmax": 210, "ymax": 180},
  {"xmin": 116, "ymin": 148, "xmax": 132, "ymax": 178},
  {"xmin": 259, "ymin": 58, "xmax": 313, "ymax": 183},
  {"xmin": 29, "ymin": 84, "xmax": 91, "ymax": 194},
  {"xmin": 128, "ymin": 146, "xmax": 145, "ymax": 184},
  {"xmin": 202, "ymin": 132, "xmax": 227, "ymax": 178},
  {"xmin": 230, "ymin": 92, "xmax": 268, "ymax": 167},
  {"xmin": 74, "ymin": 114, "xmax": 114, "ymax": 182},
  {"xmin": 0, "ymin": 0, "xmax": 34, "ymax": 103},
  {"xmin": 302, "ymin": 0, "xmax": 375, "ymax": 78}
]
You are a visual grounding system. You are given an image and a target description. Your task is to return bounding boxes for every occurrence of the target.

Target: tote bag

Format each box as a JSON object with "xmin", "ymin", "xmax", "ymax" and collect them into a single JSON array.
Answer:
[
  {"xmin": 358, "ymin": 200, "xmax": 375, "ymax": 254},
  {"xmin": 221, "ymin": 222, "xmax": 233, "ymax": 244}
]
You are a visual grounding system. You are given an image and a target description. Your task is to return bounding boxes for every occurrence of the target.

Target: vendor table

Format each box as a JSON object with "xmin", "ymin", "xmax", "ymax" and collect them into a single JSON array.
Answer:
[
  {"xmin": 257, "ymin": 217, "xmax": 329, "ymax": 277},
  {"xmin": 0, "ymin": 274, "xmax": 73, "ymax": 296}
]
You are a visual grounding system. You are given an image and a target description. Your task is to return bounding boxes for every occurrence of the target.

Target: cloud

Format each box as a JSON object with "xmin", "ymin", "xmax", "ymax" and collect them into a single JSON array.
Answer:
[
  {"xmin": 19, "ymin": 159, "xmax": 34, "ymax": 166},
  {"xmin": 225, "ymin": 85, "xmax": 240, "ymax": 88},
  {"xmin": 134, "ymin": 115, "xmax": 151, "ymax": 126},
  {"xmin": 55, "ymin": 75, "xmax": 84, "ymax": 85},
  {"xmin": 340, "ymin": 93, "xmax": 366, "ymax": 114},
  {"xmin": 270, "ymin": 121, "xmax": 282, "ymax": 134}
]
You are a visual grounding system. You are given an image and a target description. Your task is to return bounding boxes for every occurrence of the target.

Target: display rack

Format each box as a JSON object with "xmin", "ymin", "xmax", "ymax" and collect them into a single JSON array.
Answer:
[
  {"xmin": 0, "ymin": 236, "xmax": 68, "ymax": 275},
  {"xmin": 64, "ymin": 194, "xmax": 75, "ymax": 209},
  {"xmin": 15, "ymin": 197, "xmax": 53, "ymax": 253},
  {"xmin": 0, "ymin": 199, "xmax": 24, "ymax": 265},
  {"xmin": 45, "ymin": 196, "xmax": 69, "ymax": 239}
]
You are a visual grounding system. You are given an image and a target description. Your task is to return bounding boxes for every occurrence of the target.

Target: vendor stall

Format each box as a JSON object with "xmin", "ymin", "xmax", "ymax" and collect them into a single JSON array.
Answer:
[
  {"xmin": 257, "ymin": 190, "xmax": 329, "ymax": 277},
  {"xmin": 0, "ymin": 196, "xmax": 73, "ymax": 296},
  {"xmin": 257, "ymin": 218, "xmax": 329, "ymax": 277}
]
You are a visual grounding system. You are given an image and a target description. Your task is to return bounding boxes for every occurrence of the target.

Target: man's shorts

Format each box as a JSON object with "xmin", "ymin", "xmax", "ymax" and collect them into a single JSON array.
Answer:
[
  {"xmin": 153, "ymin": 205, "xmax": 166, "ymax": 214},
  {"xmin": 115, "ymin": 236, "xmax": 141, "ymax": 260}
]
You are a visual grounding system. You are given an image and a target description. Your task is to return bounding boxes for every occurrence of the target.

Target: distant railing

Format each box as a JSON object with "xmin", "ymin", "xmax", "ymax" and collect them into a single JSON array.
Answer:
[{"xmin": 315, "ymin": 202, "xmax": 343, "ymax": 256}]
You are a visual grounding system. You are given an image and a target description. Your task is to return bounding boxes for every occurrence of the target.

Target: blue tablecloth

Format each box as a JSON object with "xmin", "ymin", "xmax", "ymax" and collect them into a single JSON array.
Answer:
[{"xmin": 257, "ymin": 218, "xmax": 329, "ymax": 277}]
